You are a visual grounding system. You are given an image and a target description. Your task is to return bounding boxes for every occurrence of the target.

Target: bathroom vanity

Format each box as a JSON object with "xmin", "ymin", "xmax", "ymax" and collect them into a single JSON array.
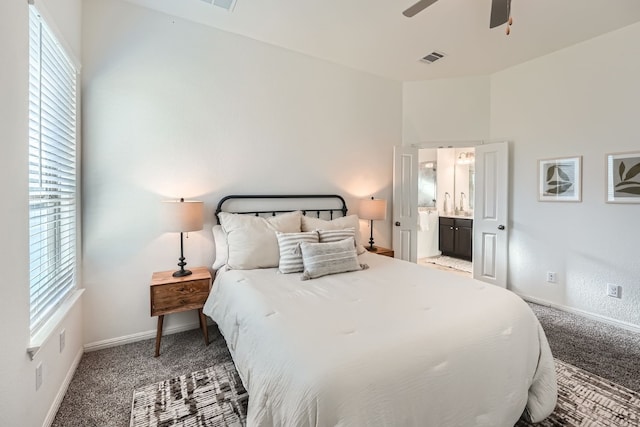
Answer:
[{"xmin": 439, "ymin": 216, "xmax": 473, "ymax": 261}]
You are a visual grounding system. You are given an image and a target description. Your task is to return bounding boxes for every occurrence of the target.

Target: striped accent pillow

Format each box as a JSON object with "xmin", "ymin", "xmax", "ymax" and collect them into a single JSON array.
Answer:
[
  {"xmin": 276, "ymin": 231, "xmax": 319, "ymax": 274},
  {"xmin": 301, "ymin": 215, "xmax": 366, "ymax": 254},
  {"xmin": 300, "ymin": 237, "xmax": 368, "ymax": 281},
  {"xmin": 317, "ymin": 228, "xmax": 356, "ymax": 245}
]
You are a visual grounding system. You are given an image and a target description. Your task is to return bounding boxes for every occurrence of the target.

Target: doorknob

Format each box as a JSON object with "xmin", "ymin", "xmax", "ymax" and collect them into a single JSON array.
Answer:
[
  {"xmin": 395, "ymin": 221, "xmax": 401, "ymax": 227},
  {"xmin": 498, "ymin": 225, "xmax": 505, "ymax": 230}
]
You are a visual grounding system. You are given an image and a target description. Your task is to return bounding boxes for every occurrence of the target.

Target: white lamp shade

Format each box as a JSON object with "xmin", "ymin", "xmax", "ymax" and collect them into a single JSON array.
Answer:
[
  {"xmin": 360, "ymin": 198, "xmax": 387, "ymax": 221},
  {"xmin": 161, "ymin": 199, "xmax": 204, "ymax": 232}
]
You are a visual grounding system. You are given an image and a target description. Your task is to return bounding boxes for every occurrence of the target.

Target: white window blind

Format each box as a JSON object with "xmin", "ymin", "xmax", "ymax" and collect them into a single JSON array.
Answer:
[{"xmin": 28, "ymin": 6, "xmax": 78, "ymax": 335}]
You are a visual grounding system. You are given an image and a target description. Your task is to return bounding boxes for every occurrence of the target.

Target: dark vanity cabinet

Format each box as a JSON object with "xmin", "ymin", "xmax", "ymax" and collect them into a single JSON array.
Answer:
[{"xmin": 439, "ymin": 217, "xmax": 473, "ymax": 261}]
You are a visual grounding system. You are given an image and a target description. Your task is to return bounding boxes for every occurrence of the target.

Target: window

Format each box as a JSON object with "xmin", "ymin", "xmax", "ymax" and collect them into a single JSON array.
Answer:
[{"xmin": 28, "ymin": 6, "xmax": 79, "ymax": 335}]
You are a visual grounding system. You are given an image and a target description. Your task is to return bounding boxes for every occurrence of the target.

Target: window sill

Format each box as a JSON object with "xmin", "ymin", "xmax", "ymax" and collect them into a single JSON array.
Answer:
[{"xmin": 27, "ymin": 288, "xmax": 85, "ymax": 360}]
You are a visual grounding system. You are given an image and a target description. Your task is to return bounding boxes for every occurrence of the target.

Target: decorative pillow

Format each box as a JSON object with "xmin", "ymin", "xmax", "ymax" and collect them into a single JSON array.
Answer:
[
  {"xmin": 299, "ymin": 237, "xmax": 368, "ymax": 281},
  {"xmin": 218, "ymin": 211, "xmax": 302, "ymax": 270},
  {"xmin": 276, "ymin": 231, "xmax": 319, "ymax": 274},
  {"xmin": 212, "ymin": 225, "xmax": 228, "ymax": 270},
  {"xmin": 301, "ymin": 215, "xmax": 366, "ymax": 254},
  {"xmin": 317, "ymin": 228, "xmax": 356, "ymax": 245}
]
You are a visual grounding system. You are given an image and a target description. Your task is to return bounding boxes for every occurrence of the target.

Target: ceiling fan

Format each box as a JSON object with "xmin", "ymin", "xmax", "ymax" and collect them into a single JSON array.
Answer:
[{"xmin": 403, "ymin": 0, "xmax": 514, "ymax": 34}]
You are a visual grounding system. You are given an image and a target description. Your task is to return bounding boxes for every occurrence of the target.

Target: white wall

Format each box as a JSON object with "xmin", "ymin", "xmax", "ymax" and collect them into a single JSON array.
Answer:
[
  {"xmin": 403, "ymin": 76, "xmax": 491, "ymax": 145},
  {"xmin": 491, "ymin": 22, "xmax": 640, "ymax": 328},
  {"xmin": 81, "ymin": 0, "xmax": 402, "ymax": 346},
  {"xmin": 0, "ymin": 0, "xmax": 84, "ymax": 426},
  {"xmin": 403, "ymin": 76, "xmax": 489, "ymax": 216}
]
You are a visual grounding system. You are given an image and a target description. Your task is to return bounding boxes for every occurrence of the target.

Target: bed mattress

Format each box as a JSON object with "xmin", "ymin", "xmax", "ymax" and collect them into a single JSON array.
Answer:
[{"xmin": 203, "ymin": 252, "xmax": 557, "ymax": 426}]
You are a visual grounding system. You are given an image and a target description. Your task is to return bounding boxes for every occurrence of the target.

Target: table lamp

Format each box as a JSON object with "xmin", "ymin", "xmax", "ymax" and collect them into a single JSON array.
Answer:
[
  {"xmin": 162, "ymin": 198, "xmax": 204, "ymax": 277},
  {"xmin": 360, "ymin": 197, "xmax": 387, "ymax": 251}
]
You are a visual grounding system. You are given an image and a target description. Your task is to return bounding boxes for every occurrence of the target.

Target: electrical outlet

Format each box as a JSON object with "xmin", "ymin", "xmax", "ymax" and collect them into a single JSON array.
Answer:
[
  {"xmin": 546, "ymin": 272, "xmax": 557, "ymax": 283},
  {"xmin": 36, "ymin": 362, "xmax": 43, "ymax": 391},
  {"xmin": 59, "ymin": 329, "xmax": 66, "ymax": 353},
  {"xmin": 607, "ymin": 283, "xmax": 620, "ymax": 298}
]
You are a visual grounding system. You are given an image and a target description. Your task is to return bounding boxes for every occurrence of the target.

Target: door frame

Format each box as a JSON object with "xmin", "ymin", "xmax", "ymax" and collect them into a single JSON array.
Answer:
[{"xmin": 405, "ymin": 140, "xmax": 509, "ymax": 285}]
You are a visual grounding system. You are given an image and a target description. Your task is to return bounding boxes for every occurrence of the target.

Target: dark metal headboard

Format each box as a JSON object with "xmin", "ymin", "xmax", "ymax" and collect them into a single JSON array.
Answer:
[{"xmin": 215, "ymin": 194, "xmax": 348, "ymax": 222}]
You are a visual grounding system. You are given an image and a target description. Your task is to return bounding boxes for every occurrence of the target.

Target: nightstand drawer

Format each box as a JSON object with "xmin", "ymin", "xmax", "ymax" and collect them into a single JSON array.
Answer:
[{"xmin": 151, "ymin": 279, "xmax": 210, "ymax": 316}]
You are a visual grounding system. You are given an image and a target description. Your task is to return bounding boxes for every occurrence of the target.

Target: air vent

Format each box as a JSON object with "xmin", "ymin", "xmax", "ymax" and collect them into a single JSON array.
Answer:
[{"xmin": 420, "ymin": 51, "xmax": 446, "ymax": 64}]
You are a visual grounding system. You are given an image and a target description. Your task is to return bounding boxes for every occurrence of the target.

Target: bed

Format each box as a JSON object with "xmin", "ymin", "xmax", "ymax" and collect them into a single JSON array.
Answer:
[{"xmin": 203, "ymin": 194, "xmax": 557, "ymax": 427}]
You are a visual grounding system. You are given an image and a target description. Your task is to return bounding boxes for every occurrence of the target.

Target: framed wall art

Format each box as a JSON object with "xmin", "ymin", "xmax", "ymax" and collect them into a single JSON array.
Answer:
[
  {"xmin": 538, "ymin": 156, "xmax": 582, "ymax": 202},
  {"xmin": 606, "ymin": 151, "xmax": 640, "ymax": 203}
]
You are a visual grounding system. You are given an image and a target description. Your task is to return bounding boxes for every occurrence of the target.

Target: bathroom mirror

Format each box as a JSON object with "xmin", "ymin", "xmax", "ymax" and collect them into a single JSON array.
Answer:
[
  {"xmin": 418, "ymin": 161, "xmax": 437, "ymax": 208},
  {"xmin": 454, "ymin": 150, "xmax": 475, "ymax": 213}
]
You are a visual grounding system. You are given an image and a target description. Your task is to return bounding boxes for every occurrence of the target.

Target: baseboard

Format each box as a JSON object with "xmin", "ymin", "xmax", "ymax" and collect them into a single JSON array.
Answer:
[
  {"xmin": 518, "ymin": 293, "xmax": 640, "ymax": 334},
  {"xmin": 43, "ymin": 347, "xmax": 83, "ymax": 427},
  {"xmin": 83, "ymin": 321, "xmax": 211, "ymax": 352}
]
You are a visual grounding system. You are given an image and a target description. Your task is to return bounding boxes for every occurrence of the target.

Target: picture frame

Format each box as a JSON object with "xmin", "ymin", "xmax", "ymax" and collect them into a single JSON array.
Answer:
[
  {"xmin": 538, "ymin": 156, "xmax": 582, "ymax": 202},
  {"xmin": 606, "ymin": 151, "xmax": 640, "ymax": 203}
]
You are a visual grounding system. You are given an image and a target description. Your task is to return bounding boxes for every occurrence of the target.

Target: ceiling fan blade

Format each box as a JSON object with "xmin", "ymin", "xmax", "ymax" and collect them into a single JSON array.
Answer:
[
  {"xmin": 402, "ymin": 0, "xmax": 439, "ymax": 18},
  {"xmin": 489, "ymin": 0, "xmax": 511, "ymax": 28}
]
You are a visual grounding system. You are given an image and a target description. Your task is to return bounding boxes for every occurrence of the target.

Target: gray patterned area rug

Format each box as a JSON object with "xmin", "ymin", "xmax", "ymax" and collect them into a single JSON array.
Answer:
[
  {"xmin": 131, "ymin": 358, "xmax": 639, "ymax": 427},
  {"xmin": 517, "ymin": 359, "xmax": 640, "ymax": 426},
  {"xmin": 130, "ymin": 361, "xmax": 247, "ymax": 427}
]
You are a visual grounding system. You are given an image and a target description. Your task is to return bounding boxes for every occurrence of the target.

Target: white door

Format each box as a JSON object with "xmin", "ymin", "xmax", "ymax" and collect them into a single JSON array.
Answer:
[
  {"xmin": 392, "ymin": 146, "xmax": 419, "ymax": 262},
  {"xmin": 473, "ymin": 142, "xmax": 509, "ymax": 288}
]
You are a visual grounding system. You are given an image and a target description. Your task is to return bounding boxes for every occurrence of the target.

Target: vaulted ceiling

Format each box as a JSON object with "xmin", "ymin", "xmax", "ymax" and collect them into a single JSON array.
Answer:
[{"xmin": 124, "ymin": 0, "xmax": 640, "ymax": 81}]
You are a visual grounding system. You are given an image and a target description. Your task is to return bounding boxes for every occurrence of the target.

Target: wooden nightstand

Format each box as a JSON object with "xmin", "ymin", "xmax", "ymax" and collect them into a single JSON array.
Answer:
[
  {"xmin": 367, "ymin": 246, "xmax": 394, "ymax": 258},
  {"xmin": 150, "ymin": 266, "xmax": 212, "ymax": 357}
]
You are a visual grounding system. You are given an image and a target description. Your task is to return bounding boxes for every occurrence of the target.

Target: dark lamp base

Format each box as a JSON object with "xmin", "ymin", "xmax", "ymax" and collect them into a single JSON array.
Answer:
[
  {"xmin": 173, "ymin": 232, "xmax": 192, "ymax": 278},
  {"xmin": 368, "ymin": 219, "xmax": 376, "ymax": 252},
  {"xmin": 172, "ymin": 269, "xmax": 193, "ymax": 278}
]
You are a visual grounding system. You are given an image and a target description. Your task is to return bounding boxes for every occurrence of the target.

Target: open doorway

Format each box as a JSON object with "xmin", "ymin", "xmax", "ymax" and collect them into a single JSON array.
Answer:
[
  {"xmin": 416, "ymin": 146, "xmax": 475, "ymax": 277},
  {"xmin": 393, "ymin": 142, "xmax": 508, "ymax": 287}
]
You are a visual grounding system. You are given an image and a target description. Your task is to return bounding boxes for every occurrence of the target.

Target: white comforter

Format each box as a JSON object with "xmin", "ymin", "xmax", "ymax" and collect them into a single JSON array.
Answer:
[{"xmin": 203, "ymin": 252, "xmax": 557, "ymax": 427}]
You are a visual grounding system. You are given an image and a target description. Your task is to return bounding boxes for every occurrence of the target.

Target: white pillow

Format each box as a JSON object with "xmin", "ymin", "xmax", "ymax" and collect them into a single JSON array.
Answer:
[
  {"xmin": 301, "ymin": 215, "xmax": 366, "ymax": 254},
  {"xmin": 276, "ymin": 231, "xmax": 319, "ymax": 274},
  {"xmin": 299, "ymin": 237, "xmax": 368, "ymax": 281},
  {"xmin": 211, "ymin": 225, "xmax": 228, "ymax": 270},
  {"xmin": 218, "ymin": 211, "xmax": 302, "ymax": 270}
]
